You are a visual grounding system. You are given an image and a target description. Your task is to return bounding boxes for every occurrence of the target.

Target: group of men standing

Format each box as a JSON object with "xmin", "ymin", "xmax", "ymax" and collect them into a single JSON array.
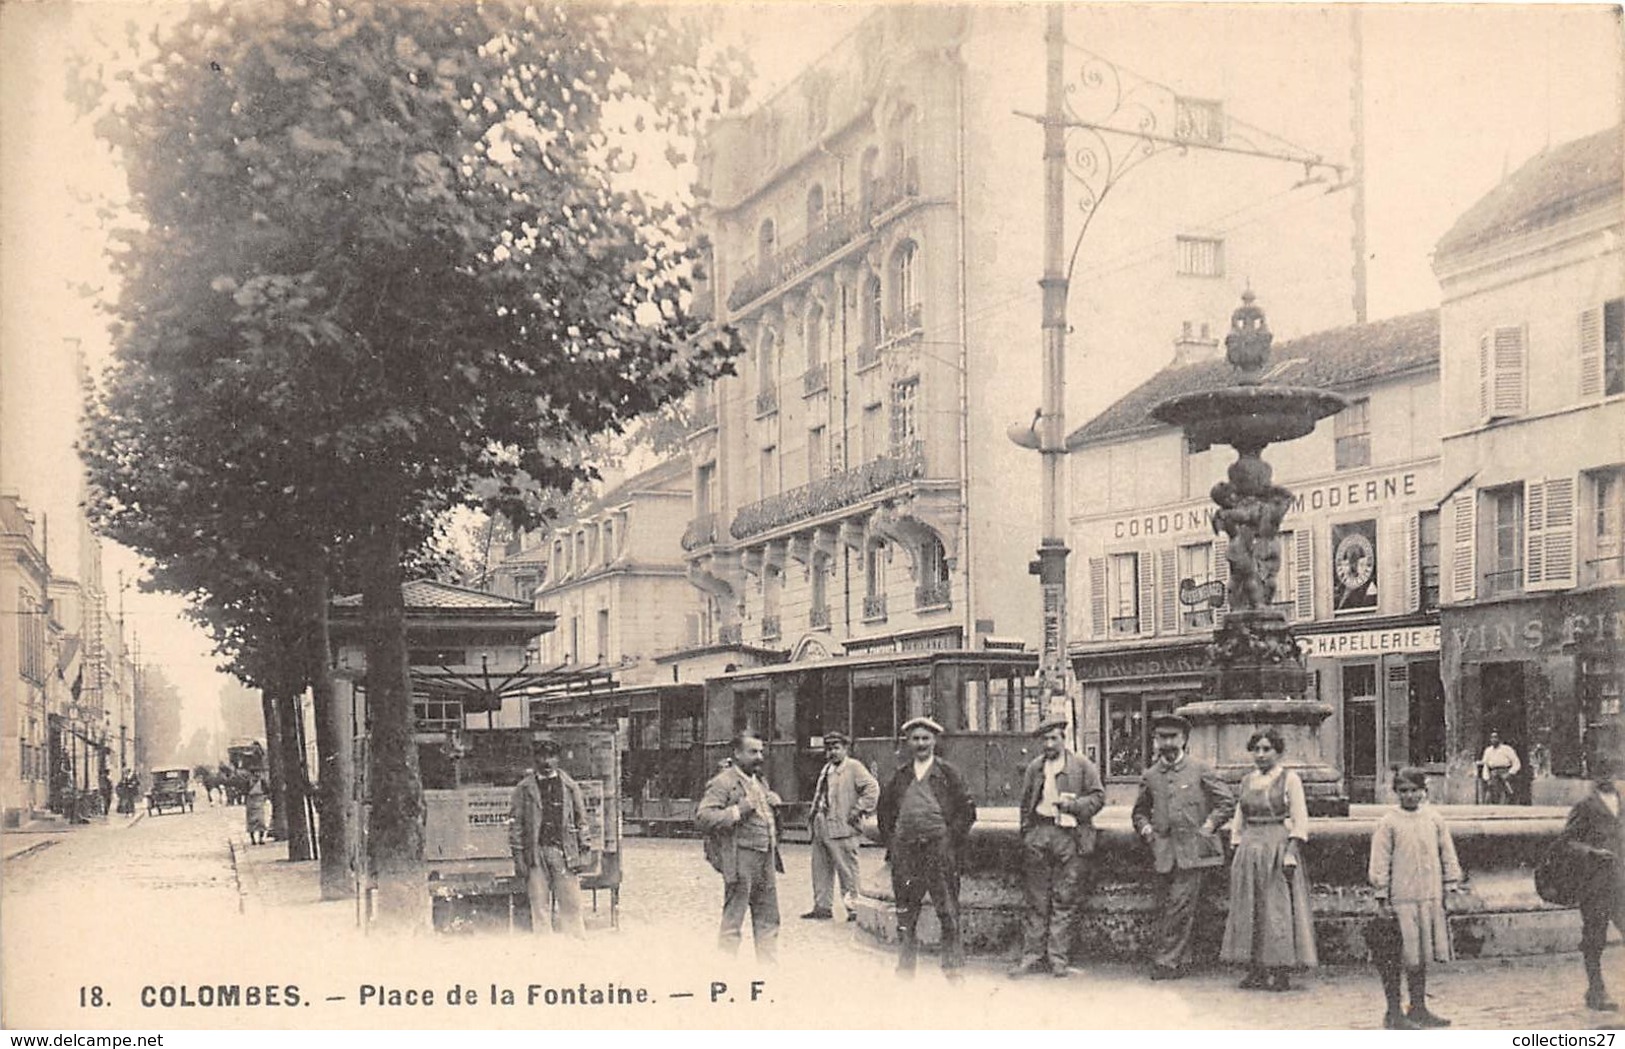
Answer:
[{"xmin": 692, "ymin": 710, "xmax": 1233, "ymax": 983}]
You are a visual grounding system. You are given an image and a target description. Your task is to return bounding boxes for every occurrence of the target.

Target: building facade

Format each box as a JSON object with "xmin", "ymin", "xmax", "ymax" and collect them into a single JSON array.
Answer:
[
  {"xmin": 682, "ymin": 6, "xmax": 1360, "ymax": 728},
  {"xmin": 1432, "ymin": 126, "xmax": 1625, "ymax": 804},
  {"xmin": 1066, "ymin": 308, "xmax": 1444, "ymax": 804},
  {"xmin": 1, "ymin": 494, "xmax": 55, "ymax": 824}
]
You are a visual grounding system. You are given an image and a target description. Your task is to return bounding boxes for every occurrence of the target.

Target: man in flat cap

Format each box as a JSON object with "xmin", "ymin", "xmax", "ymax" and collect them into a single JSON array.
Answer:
[
  {"xmin": 508, "ymin": 736, "xmax": 591, "ymax": 938},
  {"xmin": 695, "ymin": 729, "xmax": 783, "ymax": 961},
  {"xmin": 877, "ymin": 715, "xmax": 976, "ymax": 979},
  {"xmin": 803, "ymin": 731, "xmax": 880, "ymax": 922},
  {"xmin": 1009, "ymin": 717, "xmax": 1105, "ymax": 978},
  {"xmin": 1131, "ymin": 711, "xmax": 1236, "ymax": 979}
]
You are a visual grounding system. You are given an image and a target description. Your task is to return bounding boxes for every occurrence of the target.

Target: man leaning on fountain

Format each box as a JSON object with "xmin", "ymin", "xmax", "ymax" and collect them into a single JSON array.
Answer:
[{"xmin": 1132, "ymin": 712, "xmax": 1237, "ymax": 980}]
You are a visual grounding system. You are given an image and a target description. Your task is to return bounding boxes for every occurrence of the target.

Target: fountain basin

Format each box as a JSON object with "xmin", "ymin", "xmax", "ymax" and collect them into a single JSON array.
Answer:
[
  {"xmin": 853, "ymin": 806, "xmax": 1584, "ymax": 963},
  {"xmin": 1151, "ymin": 385, "xmax": 1348, "ymax": 451}
]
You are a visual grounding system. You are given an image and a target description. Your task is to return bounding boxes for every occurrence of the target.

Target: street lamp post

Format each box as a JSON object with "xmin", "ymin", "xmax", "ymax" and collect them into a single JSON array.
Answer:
[{"xmin": 1013, "ymin": 7, "xmax": 1347, "ymax": 730}]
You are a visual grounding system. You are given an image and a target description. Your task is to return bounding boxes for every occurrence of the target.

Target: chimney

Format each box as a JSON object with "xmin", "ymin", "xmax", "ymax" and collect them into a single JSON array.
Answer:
[{"xmin": 1172, "ymin": 321, "xmax": 1221, "ymax": 367}]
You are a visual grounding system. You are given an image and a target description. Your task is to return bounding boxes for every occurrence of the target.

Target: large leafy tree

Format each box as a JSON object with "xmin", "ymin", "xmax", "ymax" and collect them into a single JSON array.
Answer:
[{"xmin": 81, "ymin": 0, "xmax": 740, "ymax": 926}]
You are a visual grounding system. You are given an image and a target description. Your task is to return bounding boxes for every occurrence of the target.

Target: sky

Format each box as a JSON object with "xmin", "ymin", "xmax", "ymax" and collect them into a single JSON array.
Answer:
[{"xmin": 0, "ymin": 1, "xmax": 1619, "ymax": 749}]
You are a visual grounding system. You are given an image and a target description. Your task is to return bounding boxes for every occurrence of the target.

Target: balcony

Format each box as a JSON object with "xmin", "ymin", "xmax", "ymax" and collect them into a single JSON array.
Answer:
[
  {"xmin": 1482, "ymin": 568, "xmax": 1524, "ymax": 596},
  {"xmin": 809, "ymin": 605, "xmax": 831, "ymax": 630},
  {"xmin": 730, "ymin": 442, "xmax": 926, "ymax": 541},
  {"xmin": 755, "ymin": 387, "xmax": 779, "ymax": 418},
  {"xmin": 863, "ymin": 594, "xmax": 888, "ymax": 623},
  {"xmin": 761, "ymin": 614, "xmax": 782, "ymax": 641},
  {"xmin": 802, "ymin": 361, "xmax": 829, "ymax": 397},
  {"xmin": 870, "ymin": 165, "xmax": 921, "ymax": 217},
  {"xmin": 727, "ymin": 209, "xmax": 868, "ymax": 313},
  {"xmin": 855, "ymin": 340, "xmax": 882, "ymax": 373},
  {"xmin": 884, "ymin": 303, "xmax": 924, "ymax": 343},
  {"xmin": 681, "ymin": 513, "xmax": 718, "ymax": 552},
  {"xmin": 719, "ymin": 624, "xmax": 743, "ymax": 646},
  {"xmin": 915, "ymin": 580, "xmax": 951, "ymax": 610}
]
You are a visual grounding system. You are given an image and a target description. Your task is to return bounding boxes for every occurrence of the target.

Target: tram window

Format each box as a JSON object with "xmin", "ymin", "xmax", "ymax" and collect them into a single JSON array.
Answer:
[
  {"xmin": 734, "ymin": 690, "xmax": 769, "ymax": 737},
  {"xmin": 987, "ymin": 676, "xmax": 1012, "ymax": 732},
  {"xmin": 631, "ymin": 712, "xmax": 659, "ymax": 750},
  {"xmin": 964, "ymin": 677, "xmax": 988, "ymax": 732},
  {"xmin": 853, "ymin": 675, "xmax": 895, "ymax": 738},
  {"xmin": 666, "ymin": 716, "xmax": 696, "ymax": 749},
  {"xmin": 772, "ymin": 682, "xmax": 797, "ymax": 742},
  {"xmin": 902, "ymin": 676, "xmax": 931, "ymax": 724}
]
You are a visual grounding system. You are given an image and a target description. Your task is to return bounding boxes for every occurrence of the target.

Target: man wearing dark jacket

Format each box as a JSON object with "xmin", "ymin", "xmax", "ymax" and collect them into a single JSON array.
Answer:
[
  {"xmin": 1009, "ymin": 717, "xmax": 1106, "ymax": 978},
  {"xmin": 1131, "ymin": 712, "xmax": 1236, "ymax": 979},
  {"xmin": 1562, "ymin": 764, "xmax": 1625, "ymax": 1011},
  {"xmin": 508, "ymin": 737, "xmax": 591, "ymax": 939},
  {"xmin": 877, "ymin": 716, "xmax": 976, "ymax": 979}
]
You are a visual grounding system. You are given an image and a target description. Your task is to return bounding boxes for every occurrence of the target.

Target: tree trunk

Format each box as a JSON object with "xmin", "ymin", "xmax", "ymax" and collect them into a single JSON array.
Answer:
[
  {"xmin": 361, "ymin": 505, "xmax": 426, "ymax": 930},
  {"xmin": 275, "ymin": 664, "xmax": 314, "ymax": 861},
  {"xmin": 261, "ymin": 690, "xmax": 288, "ymax": 842},
  {"xmin": 307, "ymin": 565, "xmax": 355, "ymax": 900}
]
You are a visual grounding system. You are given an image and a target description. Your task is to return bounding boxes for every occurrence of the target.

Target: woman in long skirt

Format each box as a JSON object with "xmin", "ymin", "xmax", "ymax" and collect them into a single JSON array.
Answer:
[
  {"xmin": 245, "ymin": 776, "xmax": 268, "ymax": 845},
  {"xmin": 1221, "ymin": 727, "xmax": 1318, "ymax": 991}
]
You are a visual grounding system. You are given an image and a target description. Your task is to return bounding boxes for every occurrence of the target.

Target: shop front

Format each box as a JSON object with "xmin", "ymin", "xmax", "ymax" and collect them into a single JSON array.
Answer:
[
  {"xmin": 1442, "ymin": 587, "xmax": 1624, "ymax": 806},
  {"xmin": 1296, "ymin": 618, "xmax": 1444, "ymax": 804},
  {"xmin": 1073, "ymin": 642, "xmax": 1209, "ymax": 805}
]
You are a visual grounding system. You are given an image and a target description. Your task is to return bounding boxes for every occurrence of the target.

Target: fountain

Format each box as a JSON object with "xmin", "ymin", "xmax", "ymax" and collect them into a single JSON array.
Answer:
[{"xmin": 1150, "ymin": 290, "xmax": 1351, "ymax": 815}]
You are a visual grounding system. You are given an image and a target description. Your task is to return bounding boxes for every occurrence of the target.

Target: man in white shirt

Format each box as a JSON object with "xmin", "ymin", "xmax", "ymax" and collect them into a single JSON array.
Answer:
[{"xmin": 1479, "ymin": 731, "xmax": 1521, "ymax": 804}]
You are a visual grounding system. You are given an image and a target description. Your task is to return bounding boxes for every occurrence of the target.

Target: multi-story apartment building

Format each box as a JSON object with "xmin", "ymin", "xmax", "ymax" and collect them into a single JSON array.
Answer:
[
  {"xmin": 1066, "ymin": 306, "xmax": 1443, "ymax": 803},
  {"xmin": 1433, "ymin": 126, "xmax": 1624, "ymax": 804},
  {"xmin": 680, "ymin": 7, "xmax": 1358, "ymax": 727},
  {"xmin": 1, "ymin": 493, "xmax": 56, "ymax": 824}
]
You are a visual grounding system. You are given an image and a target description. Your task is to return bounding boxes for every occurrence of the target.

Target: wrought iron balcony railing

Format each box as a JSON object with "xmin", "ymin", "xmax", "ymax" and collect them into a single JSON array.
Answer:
[
  {"xmin": 855, "ymin": 340, "xmax": 882, "ymax": 372},
  {"xmin": 727, "ymin": 209, "xmax": 868, "ymax": 312},
  {"xmin": 681, "ymin": 513, "xmax": 718, "ymax": 552},
  {"xmin": 809, "ymin": 605, "xmax": 831, "ymax": 630},
  {"xmin": 915, "ymin": 580, "xmax": 951, "ymax": 610},
  {"xmin": 803, "ymin": 361, "xmax": 829, "ymax": 397},
  {"xmin": 755, "ymin": 387, "xmax": 779, "ymax": 418},
  {"xmin": 729, "ymin": 442, "xmax": 926, "ymax": 540},
  {"xmin": 863, "ymin": 594, "xmax": 888, "ymax": 622},
  {"xmin": 761, "ymin": 614, "xmax": 782, "ymax": 641},
  {"xmin": 884, "ymin": 303, "xmax": 924, "ymax": 342},
  {"xmin": 870, "ymin": 164, "xmax": 921, "ymax": 216}
]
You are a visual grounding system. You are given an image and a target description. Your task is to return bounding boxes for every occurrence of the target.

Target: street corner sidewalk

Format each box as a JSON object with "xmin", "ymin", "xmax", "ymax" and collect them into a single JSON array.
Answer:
[
  {"xmin": 227, "ymin": 831, "xmax": 330, "ymax": 913},
  {"xmin": 2, "ymin": 809, "xmax": 144, "ymax": 861}
]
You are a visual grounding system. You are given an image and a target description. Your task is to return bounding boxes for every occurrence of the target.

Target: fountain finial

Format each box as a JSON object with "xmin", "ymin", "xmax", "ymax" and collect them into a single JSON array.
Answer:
[{"xmin": 1225, "ymin": 289, "xmax": 1273, "ymax": 384}]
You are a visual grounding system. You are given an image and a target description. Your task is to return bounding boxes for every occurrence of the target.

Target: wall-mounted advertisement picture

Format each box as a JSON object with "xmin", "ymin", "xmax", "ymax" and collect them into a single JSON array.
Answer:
[{"xmin": 1332, "ymin": 519, "xmax": 1379, "ymax": 612}]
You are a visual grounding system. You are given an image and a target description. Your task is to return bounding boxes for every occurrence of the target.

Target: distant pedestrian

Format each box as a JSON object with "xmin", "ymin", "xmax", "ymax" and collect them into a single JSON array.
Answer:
[
  {"xmin": 1008, "ymin": 717, "xmax": 1104, "ymax": 979},
  {"xmin": 1221, "ymin": 728, "xmax": 1317, "ymax": 992},
  {"xmin": 877, "ymin": 716, "xmax": 976, "ymax": 981},
  {"xmin": 508, "ymin": 737, "xmax": 590, "ymax": 939},
  {"xmin": 245, "ymin": 775, "xmax": 268, "ymax": 845},
  {"xmin": 1479, "ymin": 731, "xmax": 1521, "ymax": 804},
  {"xmin": 1559, "ymin": 765, "xmax": 1624, "ymax": 1011},
  {"xmin": 801, "ymin": 732, "xmax": 878, "ymax": 923},
  {"xmin": 98, "ymin": 769, "xmax": 113, "ymax": 817},
  {"xmin": 1132, "ymin": 712, "xmax": 1236, "ymax": 981},
  {"xmin": 695, "ymin": 730, "xmax": 782, "ymax": 962},
  {"xmin": 1368, "ymin": 767, "xmax": 1461, "ymax": 1029}
]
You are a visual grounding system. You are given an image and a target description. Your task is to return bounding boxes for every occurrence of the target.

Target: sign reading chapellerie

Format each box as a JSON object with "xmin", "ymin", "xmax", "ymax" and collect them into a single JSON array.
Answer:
[{"xmin": 1296, "ymin": 625, "xmax": 1441, "ymax": 658}]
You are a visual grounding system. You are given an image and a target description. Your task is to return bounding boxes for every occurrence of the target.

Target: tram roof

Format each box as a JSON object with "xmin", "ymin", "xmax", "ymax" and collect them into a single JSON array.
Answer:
[{"xmin": 709, "ymin": 647, "xmax": 1038, "ymax": 684}]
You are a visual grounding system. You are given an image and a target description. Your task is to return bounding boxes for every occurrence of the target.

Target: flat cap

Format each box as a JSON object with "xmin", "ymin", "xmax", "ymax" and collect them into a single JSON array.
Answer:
[
  {"xmin": 533, "ymin": 737, "xmax": 562, "ymax": 755},
  {"xmin": 822, "ymin": 731, "xmax": 851, "ymax": 747},
  {"xmin": 1033, "ymin": 717, "xmax": 1069, "ymax": 738},
  {"xmin": 1150, "ymin": 712, "xmax": 1192, "ymax": 734},
  {"xmin": 899, "ymin": 716, "xmax": 945, "ymax": 736}
]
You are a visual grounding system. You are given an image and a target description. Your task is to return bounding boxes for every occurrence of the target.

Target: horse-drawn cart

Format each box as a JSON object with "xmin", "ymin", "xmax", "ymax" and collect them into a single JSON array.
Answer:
[{"xmin": 147, "ymin": 768, "xmax": 196, "ymax": 815}]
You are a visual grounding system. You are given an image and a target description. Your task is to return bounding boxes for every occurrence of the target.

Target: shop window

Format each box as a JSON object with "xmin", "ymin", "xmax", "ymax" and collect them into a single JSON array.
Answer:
[
  {"xmin": 1478, "ymin": 325, "xmax": 1527, "ymax": 420},
  {"xmin": 1585, "ymin": 467, "xmax": 1624, "ymax": 584},
  {"xmin": 1108, "ymin": 553, "xmax": 1140, "ymax": 635},
  {"xmin": 1408, "ymin": 659, "xmax": 1447, "ymax": 765},
  {"xmin": 1104, "ymin": 694, "xmax": 1177, "ymax": 779},
  {"xmin": 1479, "ymin": 484, "xmax": 1525, "ymax": 595},
  {"xmin": 1342, "ymin": 664, "xmax": 1379, "ymax": 802},
  {"xmin": 1334, "ymin": 397, "xmax": 1371, "ymax": 471}
]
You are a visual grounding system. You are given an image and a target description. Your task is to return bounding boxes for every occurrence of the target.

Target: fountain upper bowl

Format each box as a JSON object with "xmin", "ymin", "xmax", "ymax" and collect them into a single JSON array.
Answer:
[{"xmin": 1151, "ymin": 385, "xmax": 1350, "ymax": 451}]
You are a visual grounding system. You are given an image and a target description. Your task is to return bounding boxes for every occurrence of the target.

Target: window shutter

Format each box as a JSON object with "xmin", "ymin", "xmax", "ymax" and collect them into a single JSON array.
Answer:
[
  {"xmin": 1580, "ymin": 307, "xmax": 1605, "ymax": 398},
  {"xmin": 1088, "ymin": 557, "xmax": 1107, "ymax": 638},
  {"xmin": 1449, "ymin": 489, "xmax": 1477, "ymax": 601},
  {"xmin": 1526, "ymin": 481, "xmax": 1547, "ymax": 586},
  {"xmin": 1158, "ymin": 548, "xmax": 1178, "ymax": 634},
  {"xmin": 1294, "ymin": 529, "xmax": 1314, "ymax": 622},
  {"xmin": 1212, "ymin": 541, "xmax": 1230, "ymax": 628},
  {"xmin": 1137, "ymin": 551, "xmax": 1156, "ymax": 635},
  {"xmin": 1491, "ymin": 326, "xmax": 1527, "ymax": 416},
  {"xmin": 1542, "ymin": 477, "xmax": 1577, "ymax": 587},
  {"xmin": 1385, "ymin": 662, "xmax": 1411, "ymax": 770},
  {"xmin": 1407, "ymin": 513, "xmax": 1422, "ymax": 612},
  {"xmin": 1478, "ymin": 333, "xmax": 1491, "ymax": 419}
]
